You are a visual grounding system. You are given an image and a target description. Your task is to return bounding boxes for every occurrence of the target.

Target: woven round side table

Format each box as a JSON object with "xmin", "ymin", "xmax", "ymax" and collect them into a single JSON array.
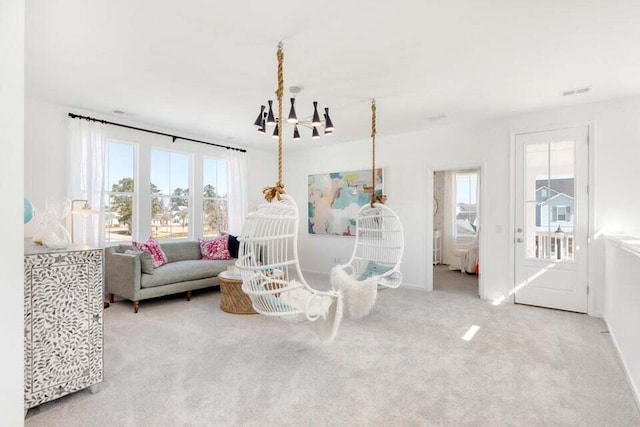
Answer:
[{"xmin": 218, "ymin": 270, "xmax": 257, "ymax": 314}]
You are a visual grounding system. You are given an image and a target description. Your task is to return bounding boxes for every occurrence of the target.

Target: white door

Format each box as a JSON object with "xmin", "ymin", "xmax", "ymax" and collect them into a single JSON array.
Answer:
[{"xmin": 514, "ymin": 126, "xmax": 589, "ymax": 312}]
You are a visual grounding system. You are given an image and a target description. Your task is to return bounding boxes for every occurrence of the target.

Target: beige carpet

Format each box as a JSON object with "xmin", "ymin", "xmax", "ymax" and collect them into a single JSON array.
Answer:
[{"xmin": 25, "ymin": 271, "xmax": 640, "ymax": 426}]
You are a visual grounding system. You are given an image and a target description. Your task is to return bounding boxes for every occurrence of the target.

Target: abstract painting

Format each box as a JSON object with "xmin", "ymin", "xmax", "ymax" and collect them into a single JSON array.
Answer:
[{"xmin": 308, "ymin": 168, "xmax": 384, "ymax": 236}]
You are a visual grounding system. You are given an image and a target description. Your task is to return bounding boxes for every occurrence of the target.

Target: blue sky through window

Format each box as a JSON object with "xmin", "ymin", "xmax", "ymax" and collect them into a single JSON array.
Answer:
[
  {"xmin": 106, "ymin": 143, "xmax": 227, "ymax": 196},
  {"xmin": 456, "ymin": 173, "xmax": 477, "ymax": 205},
  {"xmin": 151, "ymin": 150, "xmax": 189, "ymax": 194},
  {"xmin": 106, "ymin": 141, "xmax": 134, "ymax": 189},
  {"xmin": 203, "ymin": 158, "xmax": 228, "ymax": 197}
]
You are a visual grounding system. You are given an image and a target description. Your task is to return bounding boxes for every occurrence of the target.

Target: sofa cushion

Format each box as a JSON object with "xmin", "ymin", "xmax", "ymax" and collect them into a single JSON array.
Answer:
[
  {"xmin": 141, "ymin": 259, "xmax": 235, "ymax": 288},
  {"xmin": 199, "ymin": 235, "xmax": 232, "ymax": 260},
  {"xmin": 160, "ymin": 241, "xmax": 202, "ymax": 263},
  {"xmin": 227, "ymin": 234, "xmax": 240, "ymax": 259},
  {"xmin": 132, "ymin": 236, "xmax": 168, "ymax": 268},
  {"xmin": 125, "ymin": 249, "xmax": 155, "ymax": 274}
]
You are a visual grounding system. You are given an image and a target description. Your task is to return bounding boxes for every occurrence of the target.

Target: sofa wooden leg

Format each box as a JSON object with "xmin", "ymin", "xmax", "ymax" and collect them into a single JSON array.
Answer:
[
  {"xmin": 187, "ymin": 291, "xmax": 192, "ymax": 301},
  {"xmin": 133, "ymin": 301, "xmax": 139, "ymax": 313},
  {"xmin": 109, "ymin": 293, "xmax": 114, "ymax": 303}
]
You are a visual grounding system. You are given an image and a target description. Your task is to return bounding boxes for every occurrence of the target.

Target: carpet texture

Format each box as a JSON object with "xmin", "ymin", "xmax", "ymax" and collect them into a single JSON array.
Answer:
[{"xmin": 24, "ymin": 270, "xmax": 640, "ymax": 427}]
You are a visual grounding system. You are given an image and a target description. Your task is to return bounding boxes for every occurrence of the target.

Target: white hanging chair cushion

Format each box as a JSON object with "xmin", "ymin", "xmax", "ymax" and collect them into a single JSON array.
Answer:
[
  {"xmin": 358, "ymin": 261, "xmax": 391, "ymax": 280},
  {"xmin": 331, "ymin": 265, "xmax": 378, "ymax": 320}
]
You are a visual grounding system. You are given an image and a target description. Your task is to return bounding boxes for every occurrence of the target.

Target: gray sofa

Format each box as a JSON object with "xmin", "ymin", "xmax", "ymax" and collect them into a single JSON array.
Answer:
[{"xmin": 105, "ymin": 240, "xmax": 235, "ymax": 313}]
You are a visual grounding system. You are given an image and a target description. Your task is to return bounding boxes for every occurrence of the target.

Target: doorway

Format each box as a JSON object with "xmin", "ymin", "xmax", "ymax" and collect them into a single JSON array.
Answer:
[
  {"xmin": 513, "ymin": 126, "xmax": 589, "ymax": 312},
  {"xmin": 432, "ymin": 167, "xmax": 481, "ymax": 297}
]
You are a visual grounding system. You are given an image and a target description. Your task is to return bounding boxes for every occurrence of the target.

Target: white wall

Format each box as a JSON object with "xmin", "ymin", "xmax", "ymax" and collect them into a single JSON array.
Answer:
[
  {"xmin": 24, "ymin": 98, "xmax": 276, "ymax": 239},
  {"xmin": 604, "ymin": 236, "xmax": 640, "ymax": 407},
  {"xmin": 0, "ymin": 0, "xmax": 24, "ymax": 423},
  {"xmin": 286, "ymin": 95, "xmax": 640, "ymax": 317}
]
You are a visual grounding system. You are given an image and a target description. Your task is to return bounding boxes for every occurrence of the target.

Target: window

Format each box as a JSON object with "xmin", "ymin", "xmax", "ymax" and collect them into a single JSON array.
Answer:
[
  {"xmin": 554, "ymin": 205, "xmax": 569, "ymax": 222},
  {"xmin": 454, "ymin": 170, "xmax": 478, "ymax": 237},
  {"xmin": 202, "ymin": 157, "xmax": 229, "ymax": 237},
  {"xmin": 104, "ymin": 141, "xmax": 136, "ymax": 244},
  {"xmin": 150, "ymin": 150, "xmax": 190, "ymax": 240}
]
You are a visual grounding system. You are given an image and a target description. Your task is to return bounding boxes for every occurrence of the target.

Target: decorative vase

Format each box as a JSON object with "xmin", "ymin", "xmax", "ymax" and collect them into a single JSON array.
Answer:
[{"xmin": 43, "ymin": 221, "xmax": 72, "ymax": 249}]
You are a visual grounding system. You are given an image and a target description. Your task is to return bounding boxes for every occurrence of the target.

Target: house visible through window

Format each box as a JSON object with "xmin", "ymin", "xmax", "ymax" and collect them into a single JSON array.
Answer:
[
  {"xmin": 150, "ymin": 150, "xmax": 190, "ymax": 240},
  {"xmin": 202, "ymin": 157, "xmax": 229, "ymax": 237},
  {"xmin": 104, "ymin": 140, "xmax": 136, "ymax": 244},
  {"xmin": 455, "ymin": 170, "xmax": 479, "ymax": 237}
]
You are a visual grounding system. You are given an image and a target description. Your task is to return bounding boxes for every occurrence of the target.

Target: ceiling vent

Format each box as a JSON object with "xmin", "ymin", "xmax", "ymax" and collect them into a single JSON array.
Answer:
[
  {"xmin": 426, "ymin": 114, "xmax": 447, "ymax": 121},
  {"xmin": 561, "ymin": 87, "xmax": 591, "ymax": 97}
]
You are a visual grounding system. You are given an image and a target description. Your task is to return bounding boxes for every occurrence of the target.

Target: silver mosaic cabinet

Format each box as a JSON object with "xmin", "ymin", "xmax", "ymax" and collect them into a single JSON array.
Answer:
[{"xmin": 24, "ymin": 240, "xmax": 104, "ymax": 411}]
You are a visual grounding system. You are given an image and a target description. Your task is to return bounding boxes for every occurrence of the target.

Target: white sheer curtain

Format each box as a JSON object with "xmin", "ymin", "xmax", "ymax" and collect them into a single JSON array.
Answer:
[
  {"xmin": 67, "ymin": 119, "xmax": 106, "ymax": 247},
  {"xmin": 226, "ymin": 150, "xmax": 248, "ymax": 235},
  {"xmin": 441, "ymin": 170, "xmax": 456, "ymax": 265}
]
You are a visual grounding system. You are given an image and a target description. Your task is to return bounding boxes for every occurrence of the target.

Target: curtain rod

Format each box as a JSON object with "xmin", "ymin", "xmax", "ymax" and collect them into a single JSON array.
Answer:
[{"xmin": 68, "ymin": 113, "xmax": 247, "ymax": 153}]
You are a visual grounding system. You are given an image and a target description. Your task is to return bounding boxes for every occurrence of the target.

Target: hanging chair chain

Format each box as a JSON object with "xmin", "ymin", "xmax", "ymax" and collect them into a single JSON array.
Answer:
[
  {"xmin": 263, "ymin": 42, "xmax": 286, "ymax": 202},
  {"xmin": 371, "ymin": 99, "xmax": 387, "ymax": 207}
]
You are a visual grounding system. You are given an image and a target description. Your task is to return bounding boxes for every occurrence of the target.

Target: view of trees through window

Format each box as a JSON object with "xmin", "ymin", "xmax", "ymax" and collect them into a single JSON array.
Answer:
[
  {"xmin": 151, "ymin": 150, "xmax": 190, "ymax": 240},
  {"xmin": 203, "ymin": 157, "xmax": 228, "ymax": 236},
  {"xmin": 105, "ymin": 142, "xmax": 135, "ymax": 243},
  {"xmin": 103, "ymin": 141, "xmax": 230, "ymax": 243}
]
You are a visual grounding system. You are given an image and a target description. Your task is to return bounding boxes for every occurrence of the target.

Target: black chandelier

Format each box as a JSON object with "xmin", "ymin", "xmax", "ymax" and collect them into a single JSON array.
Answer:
[{"xmin": 253, "ymin": 85, "xmax": 334, "ymax": 140}]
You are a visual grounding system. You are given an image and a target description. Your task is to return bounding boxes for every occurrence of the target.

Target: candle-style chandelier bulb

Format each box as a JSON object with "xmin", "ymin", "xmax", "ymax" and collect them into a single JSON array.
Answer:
[
  {"xmin": 287, "ymin": 98, "xmax": 298, "ymax": 124},
  {"xmin": 253, "ymin": 105, "xmax": 265, "ymax": 127},
  {"xmin": 266, "ymin": 100, "xmax": 276, "ymax": 125},
  {"xmin": 324, "ymin": 107, "xmax": 334, "ymax": 131},
  {"xmin": 293, "ymin": 124, "xmax": 301, "ymax": 140},
  {"xmin": 311, "ymin": 101, "xmax": 322, "ymax": 127},
  {"xmin": 312, "ymin": 126, "xmax": 320, "ymax": 139},
  {"xmin": 272, "ymin": 118, "xmax": 279, "ymax": 139}
]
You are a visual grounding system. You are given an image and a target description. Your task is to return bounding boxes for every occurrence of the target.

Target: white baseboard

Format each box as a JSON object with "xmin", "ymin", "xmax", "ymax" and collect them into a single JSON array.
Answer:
[
  {"xmin": 604, "ymin": 316, "xmax": 640, "ymax": 411},
  {"xmin": 399, "ymin": 282, "xmax": 429, "ymax": 291}
]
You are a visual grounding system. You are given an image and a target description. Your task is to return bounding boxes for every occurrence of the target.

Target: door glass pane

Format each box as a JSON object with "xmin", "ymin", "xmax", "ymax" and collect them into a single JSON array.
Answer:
[
  {"xmin": 549, "ymin": 140, "xmax": 575, "ymax": 261},
  {"xmin": 524, "ymin": 140, "xmax": 575, "ymax": 261}
]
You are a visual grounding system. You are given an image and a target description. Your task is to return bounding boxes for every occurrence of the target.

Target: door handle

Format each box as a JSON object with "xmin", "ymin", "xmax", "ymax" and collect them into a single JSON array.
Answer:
[
  {"xmin": 516, "ymin": 228, "xmax": 523, "ymax": 233},
  {"xmin": 516, "ymin": 238, "xmax": 523, "ymax": 243}
]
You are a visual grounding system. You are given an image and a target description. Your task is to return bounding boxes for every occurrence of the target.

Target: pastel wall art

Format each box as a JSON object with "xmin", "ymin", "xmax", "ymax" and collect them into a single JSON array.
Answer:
[{"xmin": 308, "ymin": 168, "xmax": 384, "ymax": 236}]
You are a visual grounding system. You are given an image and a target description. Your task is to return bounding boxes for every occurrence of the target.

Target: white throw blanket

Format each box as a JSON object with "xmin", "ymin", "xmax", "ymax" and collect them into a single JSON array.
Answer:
[
  {"xmin": 280, "ymin": 282, "xmax": 343, "ymax": 343},
  {"xmin": 330, "ymin": 265, "xmax": 378, "ymax": 320}
]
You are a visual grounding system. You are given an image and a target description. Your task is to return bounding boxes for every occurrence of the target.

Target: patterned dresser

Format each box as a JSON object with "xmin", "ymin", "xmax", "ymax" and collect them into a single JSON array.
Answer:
[{"xmin": 24, "ymin": 241, "xmax": 104, "ymax": 411}]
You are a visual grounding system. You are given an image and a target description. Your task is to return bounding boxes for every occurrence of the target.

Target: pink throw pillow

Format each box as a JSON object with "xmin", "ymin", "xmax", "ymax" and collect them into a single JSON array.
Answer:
[
  {"xmin": 132, "ymin": 236, "xmax": 168, "ymax": 268},
  {"xmin": 199, "ymin": 235, "xmax": 232, "ymax": 260}
]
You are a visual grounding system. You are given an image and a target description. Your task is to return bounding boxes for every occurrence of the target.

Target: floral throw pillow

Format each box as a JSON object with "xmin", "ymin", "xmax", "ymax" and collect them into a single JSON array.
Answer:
[
  {"xmin": 132, "ymin": 236, "xmax": 168, "ymax": 268},
  {"xmin": 199, "ymin": 235, "xmax": 232, "ymax": 260}
]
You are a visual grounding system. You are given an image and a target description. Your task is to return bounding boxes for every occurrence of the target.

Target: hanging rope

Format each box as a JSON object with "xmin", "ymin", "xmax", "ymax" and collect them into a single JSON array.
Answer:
[
  {"xmin": 263, "ymin": 42, "xmax": 286, "ymax": 202},
  {"xmin": 370, "ymin": 99, "xmax": 387, "ymax": 207}
]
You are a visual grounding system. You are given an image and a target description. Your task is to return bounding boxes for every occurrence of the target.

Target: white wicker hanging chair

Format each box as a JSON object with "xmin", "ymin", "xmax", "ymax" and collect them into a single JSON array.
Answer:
[
  {"xmin": 237, "ymin": 194, "xmax": 343, "ymax": 341},
  {"xmin": 330, "ymin": 202, "xmax": 404, "ymax": 319},
  {"xmin": 329, "ymin": 100, "xmax": 404, "ymax": 319}
]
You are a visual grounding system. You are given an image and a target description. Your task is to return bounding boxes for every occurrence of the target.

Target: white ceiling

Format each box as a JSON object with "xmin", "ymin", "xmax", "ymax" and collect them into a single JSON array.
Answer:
[{"xmin": 26, "ymin": 0, "xmax": 640, "ymax": 151}]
